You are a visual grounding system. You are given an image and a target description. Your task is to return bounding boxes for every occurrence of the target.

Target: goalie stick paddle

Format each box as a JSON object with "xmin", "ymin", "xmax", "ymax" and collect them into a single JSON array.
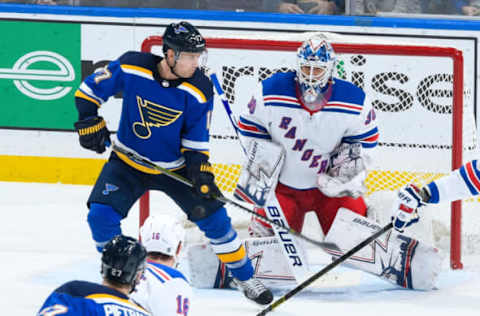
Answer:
[
  {"xmin": 111, "ymin": 142, "xmax": 338, "ymax": 252},
  {"xmin": 208, "ymin": 70, "xmax": 313, "ymax": 281},
  {"xmin": 256, "ymin": 222, "xmax": 394, "ymax": 316}
]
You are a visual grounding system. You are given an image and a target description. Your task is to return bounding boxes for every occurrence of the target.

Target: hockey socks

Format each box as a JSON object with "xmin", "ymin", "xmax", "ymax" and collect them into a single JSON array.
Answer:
[
  {"xmin": 195, "ymin": 207, "xmax": 254, "ymax": 281},
  {"xmin": 87, "ymin": 203, "xmax": 122, "ymax": 252}
]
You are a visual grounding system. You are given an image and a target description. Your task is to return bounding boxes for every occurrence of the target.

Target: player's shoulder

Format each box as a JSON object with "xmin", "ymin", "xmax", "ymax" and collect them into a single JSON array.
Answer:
[
  {"xmin": 55, "ymin": 280, "xmax": 129, "ymax": 300},
  {"xmin": 146, "ymin": 262, "xmax": 189, "ymax": 283},
  {"xmin": 178, "ymin": 68, "xmax": 213, "ymax": 104},
  {"xmin": 330, "ymin": 78, "xmax": 366, "ymax": 105},
  {"xmin": 262, "ymin": 70, "xmax": 296, "ymax": 94},
  {"xmin": 118, "ymin": 51, "xmax": 159, "ymax": 75}
]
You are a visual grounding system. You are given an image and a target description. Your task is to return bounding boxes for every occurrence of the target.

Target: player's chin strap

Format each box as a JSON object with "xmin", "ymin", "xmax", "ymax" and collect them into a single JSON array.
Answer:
[
  {"xmin": 257, "ymin": 222, "xmax": 393, "ymax": 316},
  {"xmin": 110, "ymin": 141, "xmax": 337, "ymax": 252}
]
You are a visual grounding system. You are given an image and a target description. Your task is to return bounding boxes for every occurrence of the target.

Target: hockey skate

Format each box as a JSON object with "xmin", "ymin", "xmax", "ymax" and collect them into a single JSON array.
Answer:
[{"xmin": 231, "ymin": 277, "xmax": 273, "ymax": 305}]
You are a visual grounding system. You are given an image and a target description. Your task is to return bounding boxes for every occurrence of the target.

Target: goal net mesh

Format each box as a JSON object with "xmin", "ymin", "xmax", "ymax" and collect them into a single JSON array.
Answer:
[{"xmin": 141, "ymin": 32, "xmax": 479, "ymax": 269}]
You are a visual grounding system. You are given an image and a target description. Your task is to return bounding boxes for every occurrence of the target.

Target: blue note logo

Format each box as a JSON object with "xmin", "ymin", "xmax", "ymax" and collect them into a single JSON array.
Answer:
[
  {"xmin": 0, "ymin": 51, "xmax": 75, "ymax": 100},
  {"xmin": 102, "ymin": 183, "xmax": 119, "ymax": 195}
]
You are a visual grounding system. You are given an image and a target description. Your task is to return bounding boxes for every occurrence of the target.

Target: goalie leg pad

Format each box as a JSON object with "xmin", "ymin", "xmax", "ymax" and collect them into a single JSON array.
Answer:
[
  {"xmin": 248, "ymin": 183, "xmax": 307, "ymax": 237},
  {"xmin": 195, "ymin": 207, "xmax": 253, "ymax": 281},
  {"xmin": 184, "ymin": 236, "xmax": 297, "ymax": 289},
  {"xmin": 248, "ymin": 207, "xmax": 275, "ymax": 237},
  {"xmin": 324, "ymin": 208, "xmax": 444, "ymax": 290}
]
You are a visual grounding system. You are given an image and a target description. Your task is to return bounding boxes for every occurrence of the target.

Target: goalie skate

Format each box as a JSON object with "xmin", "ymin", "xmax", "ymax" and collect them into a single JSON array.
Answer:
[{"xmin": 231, "ymin": 277, "xmax": 274, "ymax": 305}]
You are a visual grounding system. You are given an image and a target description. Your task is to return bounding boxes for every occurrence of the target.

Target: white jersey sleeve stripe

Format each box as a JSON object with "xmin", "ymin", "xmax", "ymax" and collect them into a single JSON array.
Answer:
[
  {"xmin": 342, "ymin": 127, "xmax": 379, "ymax": 148},
  {"xmin": 79, "ymin": 82, "xmax": 106, "ymax": 104},
  {"xmin": 427, "ymin": 160, "xmax": 480, "ymax": 204},
  {"xmin": 181, "ymin": 138, "xmax": 210, "ymax": 151},
  {"xmin": 459, "ymin": 160, "xmax": 480, "ymax": 195}
]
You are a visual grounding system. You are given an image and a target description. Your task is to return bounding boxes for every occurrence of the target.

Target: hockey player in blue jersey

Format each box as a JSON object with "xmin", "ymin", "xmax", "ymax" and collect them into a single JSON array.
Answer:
[
  {"xmin": 392, "ymin": 160, "xmax": 480, "ymax": 232},
  {"xmin": 73, "ymin": 21, "xmax": 272, "ymax": 305},
  {"xmin": 37, "ymin": 235, "xmax": 150, "ymax": 316}
]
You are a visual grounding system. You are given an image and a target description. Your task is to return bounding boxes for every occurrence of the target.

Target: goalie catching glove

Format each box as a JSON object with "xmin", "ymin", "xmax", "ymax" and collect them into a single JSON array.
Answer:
[
  {"xmin": 74, "ymin": 116, "xmax": 111, "ymax": 154},
  {"xmin": 317, "ymin": 143, "xmax": 367, "ymax": 198},
  {"xmin": 391, "ymin": 184, "xmax": 430, "ymax": 232}
]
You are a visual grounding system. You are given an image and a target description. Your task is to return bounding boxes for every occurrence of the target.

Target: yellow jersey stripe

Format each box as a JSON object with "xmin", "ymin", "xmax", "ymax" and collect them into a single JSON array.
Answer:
[
  {"xmin": 115, "ymin": 150, "xmax": 162, "ymax": 175},
  {"xmin": 217, "ymin": 244, "xmax": 247, "ymax": 263},
  {"xmin": 86, "ymin": 294, "xmax": 147, "ymax": 312},
  {"xmin": 180, "ymin": 82, "xmax": 207, "ymax": 103},
  {"xmin": 75, "ymin": 89, "xmax": 100, "ymax": 107},
  {"xmin": 121, "ymin": 64, "xmax": 153, "ymax": 76},
  {"xmin": 115, "ymin": 150, "xmax": 184, "ymax": 175}
]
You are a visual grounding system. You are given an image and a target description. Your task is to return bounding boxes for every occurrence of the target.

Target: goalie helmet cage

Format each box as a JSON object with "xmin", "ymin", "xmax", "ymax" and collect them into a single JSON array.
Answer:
[{"xmin": 139, "ymin": 32, "xmax": 470, "ymax": 270}]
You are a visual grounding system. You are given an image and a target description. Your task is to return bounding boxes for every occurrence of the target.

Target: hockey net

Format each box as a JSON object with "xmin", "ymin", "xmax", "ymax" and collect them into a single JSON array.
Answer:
[{"xmin": 140, "ymin": 32, "xmax": 479, "ymax": 269}]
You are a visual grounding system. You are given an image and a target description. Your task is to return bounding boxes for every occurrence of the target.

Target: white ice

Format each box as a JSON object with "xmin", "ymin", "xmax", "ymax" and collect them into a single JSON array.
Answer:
[{"xmin": 2, "ymin": 181, "xmax": 480, "ymax": 315}]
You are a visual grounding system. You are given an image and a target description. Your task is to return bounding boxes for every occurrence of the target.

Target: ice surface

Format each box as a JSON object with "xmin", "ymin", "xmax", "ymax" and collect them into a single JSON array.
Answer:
[{"xmin": 2, "ymin": 181, "xmax": 480, "ymax": 315}]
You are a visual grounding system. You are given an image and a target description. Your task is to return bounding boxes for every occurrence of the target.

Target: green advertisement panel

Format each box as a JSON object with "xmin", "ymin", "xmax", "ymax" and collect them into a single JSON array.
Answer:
[{"xmin": 0, "ymin": 21, "xmax": 80, "ymax": 130}]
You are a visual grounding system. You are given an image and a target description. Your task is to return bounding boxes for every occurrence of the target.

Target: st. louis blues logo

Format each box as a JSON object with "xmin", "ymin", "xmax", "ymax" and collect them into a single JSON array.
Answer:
[
  {"xmin": 174, "ymin": 25, "xmax": 188, "ymax": 34},
  {"xmin": 133, "ymin": 96, "xmax": 183, "ymax": 139},
  {"xmin": 102, "ymin": 183, "xmax": 119, "ymax": 195}
]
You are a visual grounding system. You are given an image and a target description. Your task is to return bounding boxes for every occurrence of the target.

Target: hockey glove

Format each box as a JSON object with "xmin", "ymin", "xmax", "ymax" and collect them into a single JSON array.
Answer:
[
  {"xmin": 188, "ymin": 162, "xmax": 222, "ymax": 199},
  {"xmin": 391, "ymin": 184, "xmax": 430, "ymax": 232},
  {"xmin": 74, "ymin": 116, "xmax": 111, "ymax": 154}
]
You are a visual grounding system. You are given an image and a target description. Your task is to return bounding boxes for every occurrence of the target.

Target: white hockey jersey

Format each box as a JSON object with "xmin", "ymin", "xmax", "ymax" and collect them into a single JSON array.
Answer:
[
  {"xmin": 131, "ymin": 260, "xmax": 193, "ymax": 316},
  {"xmin": 238, "ymin": 71, "xmax": 378, "ymax": 190},
  {"xmin": 427, "ymin": 159, "xmax": 480, "ymax": 203}
]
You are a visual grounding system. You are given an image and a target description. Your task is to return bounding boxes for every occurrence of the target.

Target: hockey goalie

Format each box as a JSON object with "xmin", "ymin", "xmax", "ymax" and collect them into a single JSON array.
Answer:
[{"xmin": 185, "ymin": 34, "xmax": 443, "ymax": 291}]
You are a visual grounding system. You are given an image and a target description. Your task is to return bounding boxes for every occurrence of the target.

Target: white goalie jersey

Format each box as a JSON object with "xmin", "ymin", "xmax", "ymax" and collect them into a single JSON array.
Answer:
[{"xmin": 237, "ymin": 71, "xmax": 379, "ymax": 190}]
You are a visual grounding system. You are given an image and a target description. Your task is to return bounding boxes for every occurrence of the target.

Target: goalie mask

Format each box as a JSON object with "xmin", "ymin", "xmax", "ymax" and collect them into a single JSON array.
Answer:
[
  {"xmin": 296, "ymin": 35, "xmax": 336, "ymax": 110},
  {"xmin": 140, "ymin": 215, "xmax": 185, "ymax": 261}
]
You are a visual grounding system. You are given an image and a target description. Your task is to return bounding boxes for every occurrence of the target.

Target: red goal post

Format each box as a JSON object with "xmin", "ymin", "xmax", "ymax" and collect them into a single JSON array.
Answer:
[{"xmin": 140, "ymin": 33, "xmax": 468, "ymax": 269}]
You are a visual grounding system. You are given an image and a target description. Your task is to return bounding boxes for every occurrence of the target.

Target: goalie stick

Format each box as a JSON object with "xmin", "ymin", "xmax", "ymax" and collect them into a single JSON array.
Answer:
[
  {"xmin": 257, "ymin": 222, "xmax": 394, "ymax": 316},
  {"xmin": 111, "ymin": 142, "xmax": 338, "ymax": 252},
  {"xmin": 208, "ymin": 71, "xmax": 242, "ymax": 141},
  {"xmin": 208, "ymin": 70, "xmax": 314, "ymax": 280}
]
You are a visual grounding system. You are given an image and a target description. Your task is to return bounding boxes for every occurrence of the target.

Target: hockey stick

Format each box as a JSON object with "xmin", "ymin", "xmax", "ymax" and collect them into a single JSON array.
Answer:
[
  {"xmin": 208, "ymin": 71, "xmax": 242, "ymax": 139},
  {"xmin": 111, "ymin": 142, "xmax": 338, "ymax": 252},
  {"xmin": 257, "ymin": 222, "xmax": 394, "ymax": 316}
]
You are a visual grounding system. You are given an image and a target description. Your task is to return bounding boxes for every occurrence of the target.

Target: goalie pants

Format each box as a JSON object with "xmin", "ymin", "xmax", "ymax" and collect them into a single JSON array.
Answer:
[{"xmin": 255, "ymin": 182, "xmax": 367, "ymax": 235}]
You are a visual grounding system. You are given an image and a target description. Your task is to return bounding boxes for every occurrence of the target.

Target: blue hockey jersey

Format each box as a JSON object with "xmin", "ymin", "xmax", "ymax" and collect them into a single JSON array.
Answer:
[
  {"xmin": 37, "ymin": 280, "xmax": 151, "ymax": 316},
  {"xmin": 75, "ymin": 51, "xmax": 214, "ymax": 173}
]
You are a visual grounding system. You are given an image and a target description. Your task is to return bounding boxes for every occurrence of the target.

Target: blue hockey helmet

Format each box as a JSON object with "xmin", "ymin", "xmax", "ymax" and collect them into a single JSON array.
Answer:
[
  {"xmin": 296, "ymin": 34, "xmax": 336, "ymax": 103},
  {"xmin": 101, "ymin": 235, "xmax": 147, "ymax": 291}
]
